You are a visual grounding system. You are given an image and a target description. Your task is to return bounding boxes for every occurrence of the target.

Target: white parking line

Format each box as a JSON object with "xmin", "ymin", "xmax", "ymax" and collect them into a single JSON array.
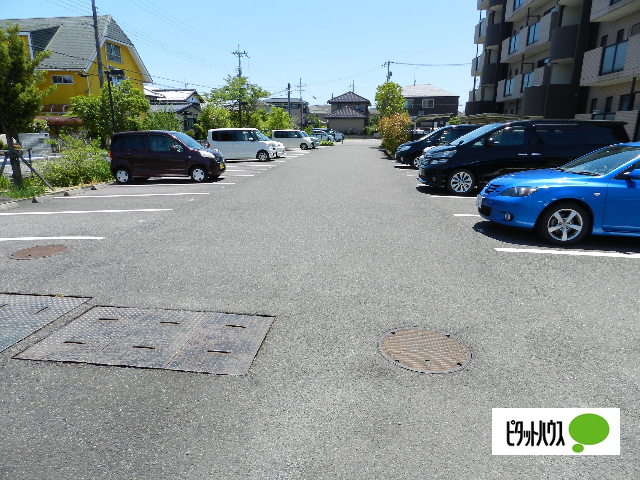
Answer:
[
  {"xmin": 113, "ymin": 183, "xmax": 236, "ymax": 187},
  {"xmin": 495, "ymin": 247, "xmax": 640, "ymax": 259},
  {"xmin": 454, "ymin": 214, "xmax": 481, "ymax": 217},
  {"xmin": 430, "ymin": 195, "xmax": 476, "ymax": 199},
  {"xmin": 0, "ymin": 236, "xmax": 105, "ymax": 242},
  {"xmin": 224, "ymin": 174, "xmax": 254, "ymax": 177},
  {"xmin": 54, "ymin": 193, "xmax": 210, "ymax": 199},
  {"xmin": 0, "ymin": 209, "xmax": 172, "ymax": 216}
]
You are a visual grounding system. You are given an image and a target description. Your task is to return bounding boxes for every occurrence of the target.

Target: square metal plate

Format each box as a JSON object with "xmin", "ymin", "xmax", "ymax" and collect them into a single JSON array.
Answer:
[
  {"xmin": 0, "ymin": 294, "xmax": 90, "ymax": 353},
  {"xmin": 16, "ymin": 307, "xmax": 273, "ymax": 375}
]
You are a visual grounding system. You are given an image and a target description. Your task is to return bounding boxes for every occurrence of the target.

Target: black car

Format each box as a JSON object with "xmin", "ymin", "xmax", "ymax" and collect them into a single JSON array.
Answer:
[
  {"xmin": 418, "ymin": 120, "xmax": 630, "ymax": 195},
  {"xmin": 395, "ymin": 125, "xmax": 479, "ymax": 168},
  {"xmin": 110, "ymin": 130, "xmax": 225, "ymax": 184}
]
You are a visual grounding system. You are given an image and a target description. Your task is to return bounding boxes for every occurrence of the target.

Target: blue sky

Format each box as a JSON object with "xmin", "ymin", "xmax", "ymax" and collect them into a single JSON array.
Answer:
[{"xmin": 3, "ymin": 0, "xmax": 481, "ymax": 111}]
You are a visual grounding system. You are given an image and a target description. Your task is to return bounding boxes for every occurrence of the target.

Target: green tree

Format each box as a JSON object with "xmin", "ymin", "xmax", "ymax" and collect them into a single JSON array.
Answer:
[
  {"xmin": 306, "ymin": 114, "xmax": 321, "ymax": 129},
  {"xmin": 0, "ymin": 23, "xmax": 54, "ymax": 182},
  {"xmin": 194, "ymin": 103, "xmax": 231, "ymax": 138},
  {"xmin": 375, "ymin": 82, "xmax": 405, "ymax": 118},
  {"xmin": 68, "ymin": 79, "xmax": 149, "ymax": 144},
  {"xmin": 378, "ymin": 112, "xmax": 412, "ymax": 153},
  {"xmin": 206, "ymin": 75, "xmax": 270, "ymax": 127},
  {"xmin": 143, "ymin": 108, "xmax": 182, "ymax": 131},
  {"xmin": 265, "ymin": 107, "xmax": 291, "ymax": 132}
]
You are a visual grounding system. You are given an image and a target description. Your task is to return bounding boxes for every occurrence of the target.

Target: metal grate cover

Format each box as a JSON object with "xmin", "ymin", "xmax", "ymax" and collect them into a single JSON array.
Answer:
[
  {"xmin": 0, "ymin": 294, "xmax": 89, "ymax": 352},
  {"xmin": 11, "ymin": 245, "xmax": 68, "ymax": 260},
  {"xmin": 16, "ymin": 307, "xmax": 273, "ymax": 375},
  {"xmin": 379, "ymin": 327, "xmax": 471, "ymax": 374}
]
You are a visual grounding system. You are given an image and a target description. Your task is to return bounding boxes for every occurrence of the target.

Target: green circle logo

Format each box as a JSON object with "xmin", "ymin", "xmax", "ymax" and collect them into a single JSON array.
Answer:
[{"xmin": 569, "ymin": 414, "xmax": 609, "ymax": 453}]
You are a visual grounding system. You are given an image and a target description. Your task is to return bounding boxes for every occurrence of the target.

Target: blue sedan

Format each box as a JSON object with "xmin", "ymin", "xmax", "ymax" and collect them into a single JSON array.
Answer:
[{"xmin": 477, "ymin": 143, "xmax": 640, "ymax": 245}]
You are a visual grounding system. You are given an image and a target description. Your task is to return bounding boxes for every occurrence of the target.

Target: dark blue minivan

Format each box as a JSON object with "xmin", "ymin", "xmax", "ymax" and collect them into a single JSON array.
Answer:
[{"xmin": 395, "ymin": 124, "xmax": 479, "ymax": 168}]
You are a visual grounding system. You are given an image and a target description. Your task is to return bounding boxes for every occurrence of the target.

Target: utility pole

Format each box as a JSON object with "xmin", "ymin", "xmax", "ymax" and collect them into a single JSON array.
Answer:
[
  {"xmin": 384, "ymin": 61, "xmax": 393, "ymax": 82},
  {"xmin": 296, "ymin": 78, "xmax": 305, "ymax": 128},
  {"xmin": 91, "ymin": 0, "xmax": 104, "ymax": 87},
  {"xmin": 287, "ymin": 83, "xmax": 292, "ymax": 127},
  {"xmin": 232, "ymin": 45, "xmax": 248, "ymax": 127}
]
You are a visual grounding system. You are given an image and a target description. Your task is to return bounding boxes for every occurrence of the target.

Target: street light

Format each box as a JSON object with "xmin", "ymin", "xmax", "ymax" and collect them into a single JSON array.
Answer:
[{"xmin": 104, "ymin": 69, "xmax": 126, "ymax": 134}]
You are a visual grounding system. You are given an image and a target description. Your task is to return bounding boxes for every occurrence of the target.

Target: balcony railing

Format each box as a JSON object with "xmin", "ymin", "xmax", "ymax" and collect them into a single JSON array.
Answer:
[
  {"xmin": 475, "ymin": 18, "xmax": 488, "ymax": 44},
  {"xmin": 471, "ymin": 53, "xmax": 485, "ymax": 76},
  {"xmin": 580, "ymin": 34, "xmax": 640, "ymax": 86},
  {"xmin": 590, "ymin": 0, "xmax": 640, "ymax": 22}
]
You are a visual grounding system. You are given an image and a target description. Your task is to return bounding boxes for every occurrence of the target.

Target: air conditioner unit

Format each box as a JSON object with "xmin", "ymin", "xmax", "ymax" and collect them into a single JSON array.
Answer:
[{"xmin": 592, "ymin": 110, "xmax": 602, "ymax": 114}]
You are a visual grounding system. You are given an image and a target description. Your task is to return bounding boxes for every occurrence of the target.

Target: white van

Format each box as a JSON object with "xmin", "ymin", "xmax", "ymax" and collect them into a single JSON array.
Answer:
[
  {"xmin": 206, "ymin": 128, "xmax": 278, "ymax": 161},
  {"xmin": 271, "ymin": 129, "xmax": 316, "ymax": 150}
]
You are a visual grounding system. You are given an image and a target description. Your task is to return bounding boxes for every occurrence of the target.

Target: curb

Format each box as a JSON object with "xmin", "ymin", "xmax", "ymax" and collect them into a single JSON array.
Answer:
[{"xmin": 0, "ymin": 181, "xmax": 112, "ymax": 208}]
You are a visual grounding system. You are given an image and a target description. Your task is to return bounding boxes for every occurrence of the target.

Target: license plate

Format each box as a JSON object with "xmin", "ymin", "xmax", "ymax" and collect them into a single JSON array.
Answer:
[
  {"xmin": 476, "ymin": 194, "xmax": 484, "ymax": 209},
  {"xmin": 220, "ymin": 163, "xmax": 225, "ymax": 170}
]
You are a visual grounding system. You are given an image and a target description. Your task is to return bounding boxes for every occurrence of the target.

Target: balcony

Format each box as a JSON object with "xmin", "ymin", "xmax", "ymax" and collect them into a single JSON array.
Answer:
[
  {"xmin": 485, "ymin": 22, "xmax": 506, "ymax": 48},
  {"xmin": 497, "ymin": 75, "xmax": 524, "ymax": 102},
  {"xmin": 501, "ymin": 32, "xmax": 522, "ymax": 63},
  {"xmin": 475, "ymin": 18, "xmax": 488, "ymax": 44},
  {"xmin": 471, "ymin": 53, "xmax": 485, "ymax": 76},
  {"xmin": 590, "ymin": 0, "xmax": 640, "ymax": 22},
  {"xmin": 505, "ymin": 0, "xmax": 551, "ymax": 22},
  {"xmin": 478, "ymin": 0, "xmax": 503, "ymax": 10},
  {"xmin": 549, "ymin": 24, "xmax": 579, "ymax": 62},
  {"xmin": 521, "ymin": 84, "xmax": 580, "ymax": 117},
  {"xmin": 480, "ymin": 62, "xmax": 498, "ymax": 86},
  {"xmin": 523, "ymin": 11, "xmax": 558, "ymax": 56},
  {"xmin": 465, "ymin": 100, "xmax": 503, "ymax": 116},
  {"xmin": 580, "ymin": 35, "xmax": 640, "ymax": 87}
]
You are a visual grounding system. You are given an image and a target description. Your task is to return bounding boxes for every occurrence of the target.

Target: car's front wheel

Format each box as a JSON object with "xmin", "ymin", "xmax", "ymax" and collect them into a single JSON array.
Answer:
[
  {"xmin": 257, "ymin": 150, "xmax": 270, "ymax": 162},
  {"xmin": 300, "ymin": 143, "xmax": 309, "ymax": 150},
  {"xmin": 114, "ymin": 167, "xmax": 132, "ymax": 184},
  {"xmin": 190, "ymin": 166, "xmax": 208, "ymax": 182},
  {"xmin": 411, "ymin": 153, "xmax": 422, "ymax": 169},
  {"xmin": 446, "ymin": 168, "xmax": 476, "ymax": 195},
  {"xmin": 536, "ymin": 202, "xmax": 591, "ymax": 245}
]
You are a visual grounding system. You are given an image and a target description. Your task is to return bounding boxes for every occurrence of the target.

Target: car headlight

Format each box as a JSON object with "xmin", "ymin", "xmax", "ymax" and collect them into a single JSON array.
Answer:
[
  {"xmin": 500, "ymin": 186, "xmax": 539, "ymax": 197},
  {"xmin": 199, "ymin": 150, "xmax": 215, "ymax": 158},
  {"xmin": 428, "ymin": 150, "xmax": 456, "ymax": 164},
  {"xmin": 397, "ymin": 145, "xmax": 410, "ymax": 152}
]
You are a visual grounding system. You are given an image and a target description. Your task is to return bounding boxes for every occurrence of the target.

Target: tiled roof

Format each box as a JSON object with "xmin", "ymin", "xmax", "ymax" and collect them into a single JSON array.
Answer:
[
  {"xmin": 146, "ymin": 88, "xmax": 201, "ymax": 103},
  {"xmin": 402, "ymin": 84, "xmax": 458, "ymax": 98},
  {"xmin": 325, "ymin": 107, "xmax": 368, "ymax": 119},
  {"xmin": 7, "ymin": 15, "xmax": 151, "ymax": 83},
  {"xmin": 328, "ymin": 92, "xmax": 371, "ymax": 105},
  {"xmin": 149, "ymin": 103, "xmax": 199, "ymax": 114}
]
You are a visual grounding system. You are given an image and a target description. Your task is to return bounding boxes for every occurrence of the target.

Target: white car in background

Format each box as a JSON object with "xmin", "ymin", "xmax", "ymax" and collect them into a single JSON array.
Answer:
[
  {"xmin": 207, "ymin": 128, "xmax": 279, "ymax": 161},
  {"xmin": 271, "ymin": 129, "xmax": 316, "ymax": 150}
]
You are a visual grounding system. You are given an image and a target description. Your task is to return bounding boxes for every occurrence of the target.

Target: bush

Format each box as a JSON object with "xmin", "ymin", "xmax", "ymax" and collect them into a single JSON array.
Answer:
[
  {"xmin": 362, "ymin": 126, "xmax": 376, "ymax": 136},
  {"xmin": 0, "ymin": 175, "xmax": 46, "ymax": 198},
  {"xmin": 319, "ymin": 140, "xmax": 334, "ymax": 146},
  {"xmin": 378, "ymin": 112, "xmax": 412, "ymax": 154},
  {"xmin": 39, "ymin": 134, "xmax": 112, "ymax": 187}
]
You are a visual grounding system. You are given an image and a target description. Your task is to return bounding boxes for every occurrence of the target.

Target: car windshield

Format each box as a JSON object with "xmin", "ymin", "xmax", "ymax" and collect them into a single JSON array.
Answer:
[
  {"xmin": 172, "ymin": 132, "xmax": 203, "ymax": 150},
  {"xmin": 251, "ymin": 130, "xmax": 270, "ymax": 141},
  {"xmin": 448, "ymin": 123, "xmax": 504, "ymax": 146},
  {"xmin": 299, "ymin": 131, "xmax": 310, "ymax": 137},
  {"xmin": 557, "ymin": 145, "xmax": 640, "ymax": 176},
  {"xmin": 416, "ymin": 127, "xmax": 445, "ymax": 142}
]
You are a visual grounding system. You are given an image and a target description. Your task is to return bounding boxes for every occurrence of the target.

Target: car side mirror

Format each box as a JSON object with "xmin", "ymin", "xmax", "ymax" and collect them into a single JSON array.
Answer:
[
  {"xmin": 486, "ymin": 138, "xmax": 498, "ymax": 147},
  {"xmin": 624, "ymin": 169, "xmax": 640, "ymax": 180}
]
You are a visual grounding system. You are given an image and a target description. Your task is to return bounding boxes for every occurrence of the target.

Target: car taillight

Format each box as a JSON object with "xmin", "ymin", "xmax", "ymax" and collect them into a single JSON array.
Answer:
[
  {"xmin": 109, "ymin": 151, "xmax": 112, "ymax": 159},
  {"xmin": 206, "ymin": 142, "xmax": 210, "ymax": 148}
]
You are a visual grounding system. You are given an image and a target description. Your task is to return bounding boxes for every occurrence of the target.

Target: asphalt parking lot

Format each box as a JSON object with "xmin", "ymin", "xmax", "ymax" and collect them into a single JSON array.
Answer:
[{"xmin": 0, "ymin": 139, "xmax": 637, "ymax": 479}]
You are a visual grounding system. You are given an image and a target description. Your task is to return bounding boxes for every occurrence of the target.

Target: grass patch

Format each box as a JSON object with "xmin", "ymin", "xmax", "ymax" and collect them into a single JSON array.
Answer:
[{"xmin": 0, "ymin": 176, "xmax": 47, "ymax": 199}]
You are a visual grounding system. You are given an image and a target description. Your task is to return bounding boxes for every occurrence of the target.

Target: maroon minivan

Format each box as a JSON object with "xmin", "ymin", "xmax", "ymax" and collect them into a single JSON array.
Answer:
[{"xmin": 110, "ymin": 130, "xmax": 225, "ymax": 184}]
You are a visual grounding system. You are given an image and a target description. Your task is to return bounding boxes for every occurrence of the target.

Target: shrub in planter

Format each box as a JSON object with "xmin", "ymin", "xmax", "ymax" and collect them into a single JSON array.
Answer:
[{"xmin": 378, "ymin": 112, "xmax": 412, "ymax": 154}]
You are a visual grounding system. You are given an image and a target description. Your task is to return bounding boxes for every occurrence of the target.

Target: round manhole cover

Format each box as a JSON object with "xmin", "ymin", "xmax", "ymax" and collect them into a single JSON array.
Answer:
[
  {"xmin": 11, "ymin": 245, "xmax": 68, "ymax": 260},
  {"xmin": 379, "ymin": 328, "xmax": 471, "ymax": 374}
]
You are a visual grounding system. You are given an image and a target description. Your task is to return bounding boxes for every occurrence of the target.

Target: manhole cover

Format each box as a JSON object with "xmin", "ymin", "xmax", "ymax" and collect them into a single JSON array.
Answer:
[
  {"xmin": 0, "ymin": 294, "xmax": 90, "ymax": 352},
  {"xmin": 17, "ymin": 307, "xmax": 273, "ymax": 375},
  {"xmin": 378, "ymin": 328, "xmax": 471, "ymax": 373},
  {"xmin": 11, "ymin": 245, "xmax": 68, "ymax": 260}
]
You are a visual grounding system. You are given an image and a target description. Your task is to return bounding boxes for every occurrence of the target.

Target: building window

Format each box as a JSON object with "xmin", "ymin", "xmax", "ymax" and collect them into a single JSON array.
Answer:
[
  {"xmin": 604, "ymin": 96, "xmax": 613, "ymax": 112},
  {"xmin": 619, "ymin": 94, "xmax": 635, "ymax": 111},
  {"xmin": 422, "ymin": 99, "xmax": 434, "ymax": 108},
  {"xmin": 514, "ymin": 0, "xmax": 523, "ymax": 9},
  {"xmin": 631, "ymin": 23, "xmax": 640, "ymax": 37},
  {"xmin": 590, "ymin": 98, "xmax": 598, "ymax": 113},
  {"xmin": 509, "ymin": 33, "xmax": 520, "ymax": 54},
  {"xmin": 52, "ymin": 75, "xmax": 73, "ymax": 84},
  {"xmin": 600, "ymin": 39, "xmax": 628, "ymax": 75},
  {"xmin": 404, "ymin": 99, "xmax": 414, "ymax": 109},
  {"xmin": 355, "ymin": 104, "xmax": 361, "ymax": 110},
  {"xmin": 527, "ymin": 21, "xmax": 540, "ymax": 45},
  {"xmin": 504, "ymin": 78, "xmax": 514, "ymax": 96},
  {"xmin": 521, "ymin": 72, "xmax": 533, "ymax": 91},
  {"xmin": 107, "ymin": 43, "xmax": 122, "ymax": 63}
]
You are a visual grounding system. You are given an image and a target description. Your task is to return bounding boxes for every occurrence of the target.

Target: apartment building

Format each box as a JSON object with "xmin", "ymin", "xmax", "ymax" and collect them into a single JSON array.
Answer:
[{"xmin": 465, "ymin": 0, "xmax": 640, "ymax": 141}]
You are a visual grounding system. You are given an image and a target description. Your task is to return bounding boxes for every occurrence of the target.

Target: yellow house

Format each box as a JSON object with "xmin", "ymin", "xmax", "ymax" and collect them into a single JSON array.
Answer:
[{"xmin": 6, "ymin": 15, "xmax": 151, "ymax": 121}]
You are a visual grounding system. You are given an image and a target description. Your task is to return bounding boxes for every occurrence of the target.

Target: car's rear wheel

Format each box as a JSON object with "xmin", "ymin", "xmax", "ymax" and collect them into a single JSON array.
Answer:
[
  {"xmin": 114, "ymin": 168, "xmax": 131, "ymax": 185},
  {"xmin": 536, "ymin": 202, "xmax": 590, "ymax": 245},
  {"xmin": 300, "ymin": 143, "xmax": 309, "ymax": 150},
  {"xmin": 411, "ymin": 153, "xmax": 422, "ymax": 169},
  {"xmin": 446, "ymin": 168, "xmax": 476, "ymax": 195},
  {"xmin": 190, "ymin": 166, "xmax": 208, "ymax": 182},
  {"xmin": 257, "ymin": 150, "xmax": 270, "ymax": 162}
]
